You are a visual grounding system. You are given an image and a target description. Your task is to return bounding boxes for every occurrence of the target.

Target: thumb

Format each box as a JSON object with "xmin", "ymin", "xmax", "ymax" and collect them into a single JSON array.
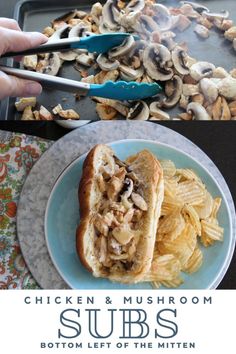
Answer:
[
  {"xmin": 0, "ymin": 27, "xmax": 47, "ymax": 55},
  {"xmin": 0, "ymin": 71, "xmax": 42, "ymax": 99}
]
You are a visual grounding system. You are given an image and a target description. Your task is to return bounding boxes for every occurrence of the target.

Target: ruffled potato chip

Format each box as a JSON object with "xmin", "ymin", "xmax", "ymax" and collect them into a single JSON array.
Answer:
[
  {"xmin": 211, "ymin": 197, "xmax": 222, "ymax": 219},
  {"xmin": 157, "ymin": 223, "xmax": 197, "ymax": 267},
  {"xmin": 183, "ymin": 246, "xmax": 203, "ymax": 273},
  {"xmin": 164, "ymin": 178, "xmax": 178, "ymax": 198},
  {"xmin": 160, "ymin": 276, "xmax": 184, "ymax": 288},
  {"xmin": 194, "ymin": 191, "xmax": 214, "ymax": 219},
  {"xmin": 160, "ymin": 160, "xmax": 176, "ymax": 178},
  {"xmin": 158, "ymin": 210, "xmax": 186, "ymax": 241},
  {"xmin": 183, "ymin": 204, "xmax": 201, "ymax": 236},
  {"xmin": 145, "ymin": 254, "xmax": 182, "ymax": 282},
  {"xmin": 176, "ymin": 168, "xmax": 201, "ymax": 182},
  {"xmin": 201, "ymin": 219, "xmax": 224, "ymax": 242},
  {"xmin": 160, "ymin": 195, "xmax": 183, "ymax": 216},
  {"xmin": 177, "ymin": 180, "xmax": 206, "ymax": 206},
  {"xmin": 153, "ymin": 160, "xmax": 223, "ymax": 289}
]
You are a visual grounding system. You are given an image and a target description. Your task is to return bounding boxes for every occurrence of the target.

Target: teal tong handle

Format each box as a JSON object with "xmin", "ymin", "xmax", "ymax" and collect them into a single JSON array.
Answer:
[
  {"xmin": 89, "ymin": 81, "xmax": 162, "ymax": 100},
  {"xmin": 0, "ymin": 66, "xmax": 162, "ymax": 100},
  {"xmin": 2, "ymin": 33, "xmax": 139, "ymax": 58}
]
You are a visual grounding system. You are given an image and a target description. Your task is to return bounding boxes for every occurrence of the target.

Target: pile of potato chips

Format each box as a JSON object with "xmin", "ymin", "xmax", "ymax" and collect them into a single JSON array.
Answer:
[{"xmin": 144, "ymin": 160, "xmax": 224, "ymax": 288}]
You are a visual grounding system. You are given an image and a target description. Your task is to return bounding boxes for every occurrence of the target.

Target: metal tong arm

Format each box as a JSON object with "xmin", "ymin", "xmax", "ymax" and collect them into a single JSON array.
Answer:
[
  {"xmin": 1, "ymin": 38, "xmax": 84, "ymax": 58},
  {"xmin": 0, "ymin": 65, "xmax": 90, "ymax": 95}
]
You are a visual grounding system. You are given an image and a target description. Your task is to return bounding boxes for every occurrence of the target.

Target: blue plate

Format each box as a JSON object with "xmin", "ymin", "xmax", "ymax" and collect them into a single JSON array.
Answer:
[{"xmin": 45, "ymin": 140, "xmax": 234, "ymax": 289}]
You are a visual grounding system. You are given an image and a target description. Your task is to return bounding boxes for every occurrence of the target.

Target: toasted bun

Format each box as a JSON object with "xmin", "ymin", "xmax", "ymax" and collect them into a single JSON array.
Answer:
[{"xmin": 76, "ymin": 144, "xmax": 164, "ymax": 284}]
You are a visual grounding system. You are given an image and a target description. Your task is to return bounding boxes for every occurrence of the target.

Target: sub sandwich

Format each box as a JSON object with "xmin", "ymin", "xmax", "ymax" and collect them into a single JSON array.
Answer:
[{"xmin": 76, "ymin": 144, "xmax": 164, "ymax": 284}]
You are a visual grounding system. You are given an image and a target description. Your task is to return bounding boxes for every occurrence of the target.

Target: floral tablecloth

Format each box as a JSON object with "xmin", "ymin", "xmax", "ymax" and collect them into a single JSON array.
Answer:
[{"xmin": 0, "ymin": 130, "xmax": 53, "ymax": 289}]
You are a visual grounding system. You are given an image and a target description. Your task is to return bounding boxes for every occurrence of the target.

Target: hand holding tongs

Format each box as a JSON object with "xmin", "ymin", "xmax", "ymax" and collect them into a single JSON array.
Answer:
[{"xmin": 1, "ymin": 33, "xmax": 162, "ymax": 100}]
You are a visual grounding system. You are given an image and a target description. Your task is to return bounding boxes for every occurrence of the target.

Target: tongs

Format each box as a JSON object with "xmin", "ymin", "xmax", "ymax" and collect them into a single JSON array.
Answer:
[{"xmin": 1, "ymin": 33, "xmax": 162, "ymax": 100}]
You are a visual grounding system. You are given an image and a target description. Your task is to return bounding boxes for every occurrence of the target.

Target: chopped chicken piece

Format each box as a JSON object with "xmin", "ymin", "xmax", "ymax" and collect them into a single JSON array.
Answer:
[
  {"xmin": 42, "ymin": 26, "xmax": 55, "ymax": 37},
  {"xmin": 15, "ymin": 97, "xmax": 36, "ymax": 112},
  {"xmin": 194, "ymin": 24, "xmax": 209, "ymax": 39},
  {"xmin": 96, "ymin": 103, "xmax": 117, "ymax": 120},
  {"xmin": 39, "ymin": 105, "xmax": 53, "ymax": 120},
  {"xmin": 58, "ymin": 109, "xmax": 80, "ymax": 120},
  {"xmin": 23, "ymin": 55, "xmax": 38, "ymax": 70},
  {"xmin": 33, "ymin": 110, "xmax": 40, "ymax": 120},
  {"xmin": 112, "ymin": 224, "xmax": 133, "ymax": 245},
  {"xmin": 52, "ymin": 104, "xmax": 63, "ymax": 115},
  {"xmin": 21, "ymin": 106, "xmax": 34, "ymax": 120}
]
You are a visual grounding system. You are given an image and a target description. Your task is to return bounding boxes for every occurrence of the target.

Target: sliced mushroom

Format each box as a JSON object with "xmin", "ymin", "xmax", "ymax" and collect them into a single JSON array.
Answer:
[
  {"xmin": 119, "ymin": 64, "xmax": 144, "ymax": 81},
  {"xmin": 119, "ymin": 11, "xmax": 141, "ymax": 32},
  {"xmin": 121, "ymin": 178, "xmax": 134, "ymax": 199},
  {"xmin": 172, "ymin": 46, "xmax": 189, "ymax": 75},
  {"xmin": 217, "ymin": 76, "xmax": 236, "ymax": 100},
  {"xmin": 213, "ymin": 67, "xmax": 229, "ymax": 79},
  {"xmin": 36, "ymin": 53, "xmax": 61, "ymax": 76},
  {"xmin": 51, "ymin": 10, "xmax": 77, "ymax": 28},
  {"xmin": 48, "ymin": 24, "xmax": 71, "ymax": 41},
  {"xmin": 152, "ymin": 4, "xmax": 173, "ymax": 31},
  {"xmin": 47, "ymin": 24, "xmax": 78, "ymax": 61},
  {"xmin": 161, "ymin": 31, "xmax": 176, "ymax": 50},
  {"xmin": 97, "ymin": 53, "xmax": 120, "ymax": 71},
  {"xmin": 108, "ymin": 35, "xmax": 135, "ymax": 58},
  {"xmin": 143, "ymin": 43, "xmax": 173, "ymax": 81},
  {"xmin": 202, "ymin": 10, "xmax": 229, "ymax": 20},
  {"xmin": 194, "ymin": 24, "xmax": 209, "ymax": 39},
  {"xmin": 199, "ymin": 78, "xmax": 218, "ymax": 104},
  {"xmin": 98, "ymin": 22, "xmax": 112, "ymax": 34},
  {"xmin": 139, "ymin": 14, "xmax": 160, "ymax": 34},
  {"xmin": 180, "ymin": 1, "xmax": 209, "ymax": 14},
  {"xmin": 190, "ymin": 62, "xmax": 215, "ymax": 81},
  {"xmin": 126, "ymin": 0, "xmax": 145, "ymax": 14},
  {"xmin": 149, "ymin": 103, "xmax": 170, "ymax": 120},
  {"xmin": 187, "ymin": 102, "xmax": 211, "ymax": 120},
  {"xmin": 91, "ymin": 2, "xmax": 103, "ymax": 25},
  {"xmin": 127, "ymin": 101, "xmax": 149, "ymax": 120},
  {"xmin": 69, "ymin": 22, "xmax": 91, "ymax": 38},
  {"xmin": 162, "ymin": 75, "xmax": 183, "ymax": 108},
  {"xmin": 59, "ymin": 51, "xmax": 78, "ymax": 61},
  {"xmin": 102, "ymin": 0, "xmax": 122, "ymax": 30}
]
